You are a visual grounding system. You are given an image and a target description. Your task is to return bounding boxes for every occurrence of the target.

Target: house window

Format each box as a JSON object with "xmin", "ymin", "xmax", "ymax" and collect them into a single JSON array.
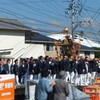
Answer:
[
  {"xmin": 46, "ymin": 44, "xmax": 54, "ymax": 51},
  {"xmin": 85, "ymin": 51, "xmax": 90, "ymax": 57}
]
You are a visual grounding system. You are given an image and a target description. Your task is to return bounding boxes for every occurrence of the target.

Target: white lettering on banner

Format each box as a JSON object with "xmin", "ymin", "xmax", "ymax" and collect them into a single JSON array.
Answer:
[
  {"xmin": 0, "ymin": 82, "xmax": 13, "ymax": 90},
  {"xmin": 0, "ymin": 75, "xmax": 14, "ymax": 100},
  {"xmin": 1, "ymin": 92, "xmax": 11, "ymax": 96},
  {"xmin": 5, "ymin": 83, "xmax": 13, "ymax": 89},
  {"xmin": 0, "ymin": 83, "xmax": 4, "ymax": 90}
]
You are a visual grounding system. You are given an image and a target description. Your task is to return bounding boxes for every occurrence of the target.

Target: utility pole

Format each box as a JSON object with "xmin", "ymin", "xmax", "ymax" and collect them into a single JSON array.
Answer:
[
  {"xmin": 65, "ymin": 0, "xmax": 82, "ymax": 38},
  {"xmin": 71, "ymin": 0, "xmax": 75, "ymax": 39}
]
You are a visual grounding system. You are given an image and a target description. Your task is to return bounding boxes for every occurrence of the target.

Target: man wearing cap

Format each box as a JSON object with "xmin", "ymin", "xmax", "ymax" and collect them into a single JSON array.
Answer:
[{"xmin": 53, "ymin": 71, "xmax": 69, "ymax": 100}]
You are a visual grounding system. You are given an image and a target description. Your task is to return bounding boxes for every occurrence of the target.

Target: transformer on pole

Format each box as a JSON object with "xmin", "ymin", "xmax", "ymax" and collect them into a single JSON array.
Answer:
[{"xmin": 55, "ymin": 0, "xmax": 81, "ymax": 59}]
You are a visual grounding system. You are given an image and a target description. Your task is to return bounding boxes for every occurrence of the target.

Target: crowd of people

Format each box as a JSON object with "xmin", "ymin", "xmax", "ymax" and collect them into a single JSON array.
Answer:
[{"xmin": 0, "ymin": 56, "xmax": 100, "ymax": 86}]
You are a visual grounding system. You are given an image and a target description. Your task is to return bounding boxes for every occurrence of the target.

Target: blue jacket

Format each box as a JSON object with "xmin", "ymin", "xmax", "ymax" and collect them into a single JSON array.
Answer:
[
  {"xmin": 89, "ymin": 61, "xmax": 98, "ymax": 72},
  {"xmin": 13, "ymin": 64, "xmax": 19, "ymax": 75},
  {"xmin": 3, "ymin": 64, "xmax": 13, "ymax": 74},
  {"xmin": 60, "ymin": 59, "xmax": 70, "ymax": 71},
  {"xmin": 77, "ymin": 60, "xmax": 86, "ymax": 74},
  {"xmin": 37, "ymin": 77, "xmax": 53, "ymax": 100}
]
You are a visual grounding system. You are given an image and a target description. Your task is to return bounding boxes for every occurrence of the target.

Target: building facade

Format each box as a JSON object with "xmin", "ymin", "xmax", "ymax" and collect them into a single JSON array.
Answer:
[
  {"xmin": 26, "ymin": 31, "xmax": 97, "ymax": 58},
  {"xmin": 0, "ymin": 18, "xmax": 98, "ymax": 62},
  {"xmin": 0, "ymin": 18, "xmax": 45, "ymax": 62}
]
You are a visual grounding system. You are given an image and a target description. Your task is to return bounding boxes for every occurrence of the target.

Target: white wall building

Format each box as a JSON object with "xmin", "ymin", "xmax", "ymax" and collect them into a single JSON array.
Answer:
[{"xmin": 0, "ymin": 18, "xmax": 45, "ymax": 61}]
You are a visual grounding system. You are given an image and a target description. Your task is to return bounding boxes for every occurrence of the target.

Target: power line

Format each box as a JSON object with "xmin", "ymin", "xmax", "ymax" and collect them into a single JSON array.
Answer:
[
  {"xmin": 16, "ymin": 0, "xmax": 64, "ymax": 4},
  {"xmin": 83, "ymin": 7, "xmax": 100, "ymax": 16},
  {"xmin": 56, "ymin": 1, "xmax": 66, "ymax": 11},
  {"xmin": 1, "ymin": 1, "xmax": 64, "ymax": 17},
  {"xmin": 82, "ymin": 0, "xmax": 87, "ymax": 6},
  {"xmin": 0, "ymin": 1, "xmax": 68, "ymax": 31},
  {"xmin": 0, "ymin": 8, "xmax": 67, "ymax": 28},
  {"xmin": 83, "ymin": 6, "xmax": 100, "ymax": 22},
  {"xmin": 45, "ymin": 1, "xmax": 65, "ymax": 17},
  {"xmin": 82, "ymin": 9, "xmax": 100, "ymax": 41},
  {"xmin": 14, "ymin": 1, "xmax": 66, "ymax": 21},
  {"xmin": 3, "ymin": 6, "xmax": 100, "ymax": 29},
  {"xmin": 0, "ymin": 7, "xmax": 65, "ymax": 27},
  {"xmin": 83, "ymin": 34, "xmax": 94, "ymax": 47},
  {"xmin": 29, "ymin": 0, "xmax": 66, "ymax": 17},
  {"xmin": 0, "ymin": 0, "xmax": 99, "ymax": 42},
  {"xmin": 75, "ymin": 1, "xmax": 100, "ymax": 42},
  {"xmin": 0, "ymin": 18, "xmax": 65, "ymax": 34},
  {"xmin": 74, "ymin": 14, "xmax": 98, "ymax": 41}
]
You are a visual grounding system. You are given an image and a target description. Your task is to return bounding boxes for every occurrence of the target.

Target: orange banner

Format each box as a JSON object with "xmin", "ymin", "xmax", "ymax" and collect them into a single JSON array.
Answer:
[{"xmin": 0, "ymin": 75, "xmax": 15, "ymax": 100}]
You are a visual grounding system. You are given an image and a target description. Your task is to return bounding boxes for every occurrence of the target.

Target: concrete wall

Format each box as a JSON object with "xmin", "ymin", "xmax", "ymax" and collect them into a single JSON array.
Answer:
[
  {"xmin": 0, "ymin": 30, "xmax": 45, "ymax": 59},
  {"xmin": 44, "ymin": 44, "xmax": 58, "ymax": 57},
  {"xmin": 80, "ymin": 51, "xmax": 95, "ymax": 58},
  {"xmin": 90, "ymin": 52, "xmax": 95, "ymax": 58},
  {"xmin": 45, "ymin": 46, "xmax": 95, "ymax": 58},
  {"xmin": 45, "ymin": 51, "xmax": 57, "ymax": 57},
  {"xmin": 80, "ymin": 51, "xmax": 85, "ymax": 57},
  {"xmin": 0, "ymin": 30, "xmax": 25, "ymax": 50}
]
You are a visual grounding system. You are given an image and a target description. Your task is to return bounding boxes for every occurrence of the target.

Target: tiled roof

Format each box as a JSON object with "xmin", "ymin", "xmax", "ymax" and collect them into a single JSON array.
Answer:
[
  {"xmin": 0, "ymin": 18, "xmax": 31, "ymax": 31},
  {"xmin": 25, "ymin": 31, "xmax": 55, "ymax": 44},
  {"xmin": 80, "ymin": 45, "xmax": 95, "ymax": 51},
  {"xmin": 26, "ymin": 32, "xmax": 97, "ymax": 51}
]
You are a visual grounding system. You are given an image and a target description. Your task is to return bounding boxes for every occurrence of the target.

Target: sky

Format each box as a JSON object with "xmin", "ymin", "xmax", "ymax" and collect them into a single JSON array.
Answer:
[{"xmin": 0, "ymin": 0, "xmax": 100, "ymax": 42}]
